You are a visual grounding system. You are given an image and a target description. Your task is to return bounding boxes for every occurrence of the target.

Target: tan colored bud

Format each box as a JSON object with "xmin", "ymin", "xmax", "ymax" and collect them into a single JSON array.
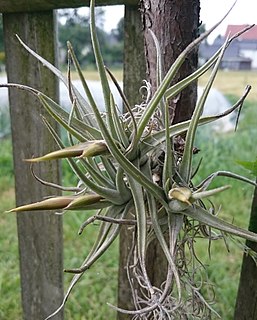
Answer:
[
  {"xmin": 79, "ymin": 141, "xmax": 109, "ymax": 158},
  {"xmin": 168, "ymin": 187, "xmax": 192, "ymax": 205},
  {"xmin": 25, "ymin": 140, "xmax": 109, "ymax": 162},
  {"xmin": 65, "ymin": 194, "xmax": 103, "ymax": 210},
  {"xmin": 7, "ymin": 196, "xmax": 76, "ymax": 213}
]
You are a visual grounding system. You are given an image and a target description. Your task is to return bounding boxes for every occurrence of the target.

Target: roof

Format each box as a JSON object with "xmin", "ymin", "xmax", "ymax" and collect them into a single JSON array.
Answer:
[
  {"xmin": 199, "ymin": 41, "xmax": 240, "ymax": 60},
  {"xmin": 221, "ymin": 56, "xmax": 252, "ymax": 62},
  {"xmin": 225, "ymin": 25, "xmax": 257, "ymax": 40}
]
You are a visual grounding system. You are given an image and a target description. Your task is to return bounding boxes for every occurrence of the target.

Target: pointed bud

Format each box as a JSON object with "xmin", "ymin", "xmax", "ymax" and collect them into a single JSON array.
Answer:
[
  {"xmin": 65, "ymin": 194, "xmax": 103, "ymax": 210},
  {"xmin": 79, "ymin": 141, "xmax": 109, "ymax": 158},
  {"xmin": 25, "ymin": 140, "xmax": 109, "ymax": 162},
  {"xmin": 7, "ymin": 196, "xmax": 76, "ymax": 213}
]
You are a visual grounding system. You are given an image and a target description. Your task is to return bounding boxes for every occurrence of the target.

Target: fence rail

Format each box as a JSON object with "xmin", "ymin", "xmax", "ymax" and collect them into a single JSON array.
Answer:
[{"xmin": 0, "ymin": 0, "xmax": 137, "ymax": 13}]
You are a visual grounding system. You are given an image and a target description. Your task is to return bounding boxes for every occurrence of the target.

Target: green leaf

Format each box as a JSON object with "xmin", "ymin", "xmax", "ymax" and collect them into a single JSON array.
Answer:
[
  {"xmin": 184, "ymin": 205, "xmax": 257, "ymax": 243},
  {"xmin": 38, "ymin": 94, "xmax": 102, "ymax": 141},
  {"xmin": 47, "ymin": 202, "xmax": 132, "ymax": 319},
  {"xmin": 179, "ymin": 37, "xmax": 229, "ymax": 183},
  {"xmin": 42, "ymin": 117, "xmax": 125, "ymax": 205},
  {"xmin": 90, "ymin": 0, "xmax": 117, "ymax": 136},
  {"xmin": 25, "ymin": 140, "xmax": 109, "ymax": 162},
  {"xmin": 16, "ymin": 35, "xmax": 97, "ymax": 128},
  {"xmin": 236, "ymin": 158, "xmax": 257, "ymax": 176},
  {"xmin": 140, "ymin": 90, "xmax": 247, "ymax": 156}
]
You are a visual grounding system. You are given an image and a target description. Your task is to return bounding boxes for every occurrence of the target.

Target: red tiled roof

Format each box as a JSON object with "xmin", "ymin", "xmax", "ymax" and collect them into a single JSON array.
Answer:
[{"xmin": 225, "ymin": 24, "xmax": 257, "ymax": 40}]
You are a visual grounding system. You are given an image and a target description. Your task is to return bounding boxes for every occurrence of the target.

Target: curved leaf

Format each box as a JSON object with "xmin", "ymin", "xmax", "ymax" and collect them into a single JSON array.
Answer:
[{"xmin": 184, "ymin": 205, "xmax": 257, "ymax": 243}]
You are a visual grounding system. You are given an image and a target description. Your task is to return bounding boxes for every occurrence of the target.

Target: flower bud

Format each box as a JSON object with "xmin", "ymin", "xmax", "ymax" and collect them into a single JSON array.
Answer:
[
  {"xmin": 168, "ymin": 187, "xmax": 192, "ymax": 205},
  {"xmin": 65, "ymin": 194, "xmax": 103, "ymax": 210},
  {"xmin": 25, "ymin": 140, "xmax": 109, "ymax": 162},
  {"xmin": 7, "ymin": 196, "xmax": 76, "ymax": 212}
]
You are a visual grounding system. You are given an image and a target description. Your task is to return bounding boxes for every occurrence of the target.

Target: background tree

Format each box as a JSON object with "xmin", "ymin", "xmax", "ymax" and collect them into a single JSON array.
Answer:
[
  {"xmin": 58, "ymin": 8, "xmax": 104, "ymax": 65},
  {"xmin": 58, "ymin": 9, "xmax": 123, "ymax": 67},
  {"xmin": 102, "ymin": 17, "xmax": 124, "ymax": 66},
  {"xmin": 111, "ymin": 17, "xmax": 124, "ymax": 42}
]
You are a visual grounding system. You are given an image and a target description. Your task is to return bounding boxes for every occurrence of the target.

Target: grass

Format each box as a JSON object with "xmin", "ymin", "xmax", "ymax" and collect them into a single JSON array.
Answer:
[
  {"xmin": 70, "ymin": 67, "xmax": 123, "ymax": 82},
  {"xmin": 0, "ymin": 69, "xmax": 257, "ymax": 319},
  {"xmin": 198, "ymin": 69, "xmax": 257, "ymax": 102}
]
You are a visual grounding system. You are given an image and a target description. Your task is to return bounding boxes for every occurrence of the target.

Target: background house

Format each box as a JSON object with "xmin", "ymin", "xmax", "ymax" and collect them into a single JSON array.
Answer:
[{"xmin": 199, "ymin": 24, "xmax": 257, "ymax": 70}]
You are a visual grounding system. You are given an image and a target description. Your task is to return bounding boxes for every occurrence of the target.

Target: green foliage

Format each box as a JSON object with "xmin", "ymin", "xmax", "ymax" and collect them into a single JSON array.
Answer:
[
  {"xmin": 0, "ymin": 138, "xmax": 14, "ymax": 190},
  {"xmin": 111, "ymin": 17, "xmax": 124, "ymax": 42},
  {"xmin": 236, "ymin": 158, "xmax": 257, "ymax": 176}
]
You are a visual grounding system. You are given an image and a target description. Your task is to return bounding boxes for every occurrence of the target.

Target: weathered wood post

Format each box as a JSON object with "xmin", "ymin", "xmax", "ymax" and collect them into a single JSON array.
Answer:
[
  {"xmin": 0, "ymin": 1, "xmax": 139, "ymax": 319},
  {"xmin": 118, "ymin": 4, "xmax": 146, "ymax": 315},
  {"xmin": 3, "ymin": 10, "xmax": 63, "ymax": 320},
  {"xmin": 234, "ymin": 182, "xmax": 257, "ymax": 319}
]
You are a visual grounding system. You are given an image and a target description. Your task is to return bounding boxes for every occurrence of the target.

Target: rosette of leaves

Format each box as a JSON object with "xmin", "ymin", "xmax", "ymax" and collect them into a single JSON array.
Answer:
[{"xmin": 4, "ymin": 1, "xmax": 257, "ymax": 318}]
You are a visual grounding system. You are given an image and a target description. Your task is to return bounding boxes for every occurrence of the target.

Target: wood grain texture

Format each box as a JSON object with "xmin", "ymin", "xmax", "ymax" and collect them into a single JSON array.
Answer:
[
  {"xmin": 3, "ymin": 11, "xmax": 63, "ymax": 319},
  {"xmin": 141, "ymin": 0, "xmax": 200, "ymax": 124},
  {"xmin": 141, "ymin": 0, "xmax": 200, "ymax": 288},
  {"xmin": 117, "ymin": 5, "xmax": 146, "ymax": 319},
  {"xmin": 0, "ymin": 0, "xmax": 138, "ymax": 13},
  {"xmin": 234, "ymin": 181, "xmax": 257, "ymax": 320}
]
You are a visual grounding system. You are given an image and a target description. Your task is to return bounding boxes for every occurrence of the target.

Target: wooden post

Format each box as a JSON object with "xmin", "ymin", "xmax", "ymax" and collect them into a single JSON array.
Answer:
[
  {"xmin": 234, "ymin": 182, "xmax": 257, "ymax": 319},
  {"xmin": 118, "ymin": 2, "xmax": 199, "ymax": 316},
  {"xmin": 3, "ymin": 11, "xmax": 63, "ymax": 319},
  {"xmin": 0, "ymin": 0, "xmax": 138, "ymax": 12},
  {"xmin": 117, "ymin": 5, "xmax": 146, "ymax": 318}
]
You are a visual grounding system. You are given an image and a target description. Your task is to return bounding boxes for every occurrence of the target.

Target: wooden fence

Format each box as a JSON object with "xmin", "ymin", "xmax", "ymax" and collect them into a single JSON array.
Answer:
[{"xmin": 0, "ymin": 1, "xmax": 143, "ymax": 318}]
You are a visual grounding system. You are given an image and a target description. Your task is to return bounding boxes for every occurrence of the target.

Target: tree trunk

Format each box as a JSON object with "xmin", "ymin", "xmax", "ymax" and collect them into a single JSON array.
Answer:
[
  {"xmin": 117, "ymin": 0, "xmax": 200, "ymax": 317},
  {"xmin": 142, "ymin": 0, "xmax": 199, "ymax": 125},
  {"xmin": 117, "ymin": 5, "xmax": 146, "ymax": 318},
  {"xmin": 234, "ymin": 181, "xmax": 257, "ymax": 319},
  {"xmin": 141, "ymin": 0, "xmax": 200, "ymax": 288}
]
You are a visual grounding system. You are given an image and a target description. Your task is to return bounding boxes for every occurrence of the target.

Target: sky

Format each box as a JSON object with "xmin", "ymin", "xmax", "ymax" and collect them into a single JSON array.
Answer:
[{"xmin": 102, "ymin": 0, "xmax": 257, "ymax": 43}]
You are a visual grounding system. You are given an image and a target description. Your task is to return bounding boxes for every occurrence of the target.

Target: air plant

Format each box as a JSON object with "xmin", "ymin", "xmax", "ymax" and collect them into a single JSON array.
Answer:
[{"xmin": 3, "ymin": 0, "xmax": 257, "ymax": 318}]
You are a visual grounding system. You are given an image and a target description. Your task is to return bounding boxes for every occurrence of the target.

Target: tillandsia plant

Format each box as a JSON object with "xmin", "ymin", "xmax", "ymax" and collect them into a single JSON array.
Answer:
[{"xmin": 3, "ymin": 0, "xmax": 257, "ymax": 319}]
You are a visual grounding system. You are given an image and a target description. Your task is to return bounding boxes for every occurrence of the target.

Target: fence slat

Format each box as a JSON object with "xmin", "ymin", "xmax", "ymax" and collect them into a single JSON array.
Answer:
[
  {"xmin": 0, "ymin": 0, "xmax": 138, "ymax": 13},
  {"xmin": 3, "ymin": 11, "xmax": 63, "ymax": 319}
]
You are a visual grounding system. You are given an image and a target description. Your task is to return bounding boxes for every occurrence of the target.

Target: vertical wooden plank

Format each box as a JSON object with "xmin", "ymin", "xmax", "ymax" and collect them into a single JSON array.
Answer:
[
  {"xmin": 123, "ymin": 5, "xmax": 146, "ymax": 107},
  {"xmin": 3, "ymin": 11, "xmax": 63, "ymax": 319},
  {"xmin": 117, "ymin": 5, "xmax": 146, "ymax": 318},
  {"xmin": 234, "ymin": 182, "xmax": 257, "ymax": 319}
]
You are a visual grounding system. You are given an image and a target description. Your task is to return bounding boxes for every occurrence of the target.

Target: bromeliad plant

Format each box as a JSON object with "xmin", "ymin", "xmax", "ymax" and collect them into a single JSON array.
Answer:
[{"xmin": 4, "ymin": 0, "xmax": 257, "ymax": 318}]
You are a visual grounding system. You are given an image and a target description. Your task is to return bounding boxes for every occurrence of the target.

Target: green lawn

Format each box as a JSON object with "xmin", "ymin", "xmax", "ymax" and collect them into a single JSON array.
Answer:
[{"xmin": 0, "ymin": 84, "xmax": 257, "ymax": 318}]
